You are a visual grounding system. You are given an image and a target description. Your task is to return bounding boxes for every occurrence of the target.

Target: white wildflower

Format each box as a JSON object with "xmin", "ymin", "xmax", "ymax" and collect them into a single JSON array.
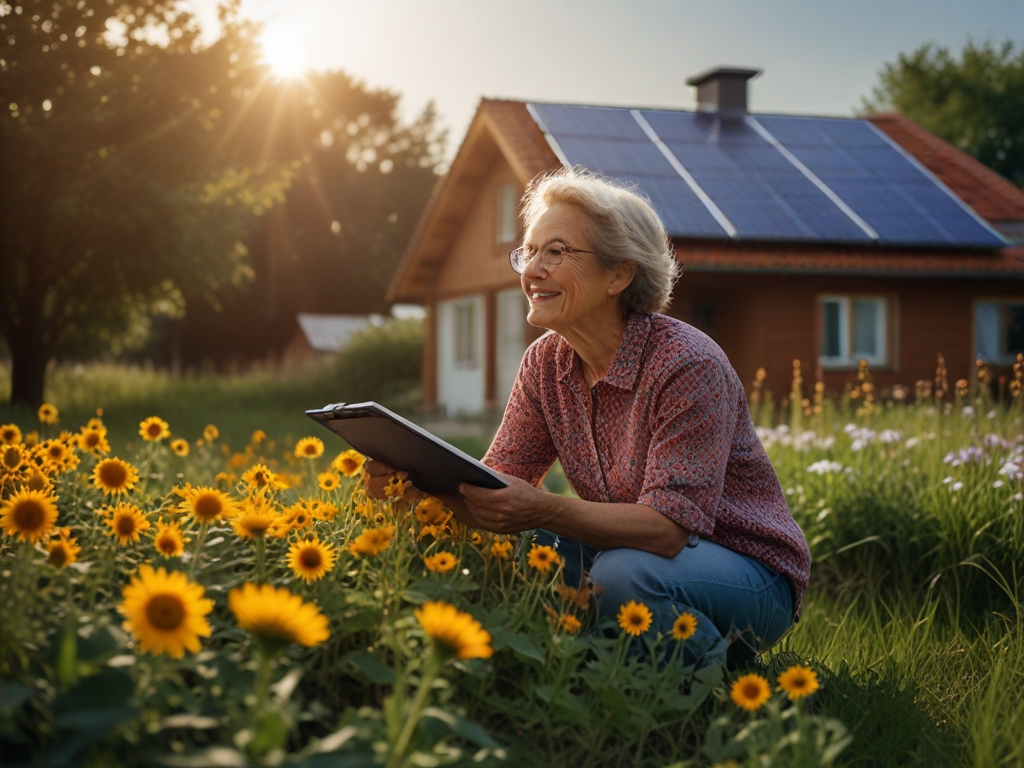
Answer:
[{"xmin": 807, "ymin": 460, "xmax": 844, "ymax": 475}]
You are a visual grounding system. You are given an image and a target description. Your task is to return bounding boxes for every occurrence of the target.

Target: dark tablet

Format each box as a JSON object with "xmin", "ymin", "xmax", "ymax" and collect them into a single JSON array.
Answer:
[{"xmin": 305, "ymin": 401, "xmax": 508, "ymax": 498}]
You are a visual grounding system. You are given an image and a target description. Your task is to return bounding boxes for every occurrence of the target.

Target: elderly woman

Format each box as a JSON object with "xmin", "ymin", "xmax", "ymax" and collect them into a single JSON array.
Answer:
[{"xmin": 453, "ymin": 168, "xmax": 811, "ymax": 667}]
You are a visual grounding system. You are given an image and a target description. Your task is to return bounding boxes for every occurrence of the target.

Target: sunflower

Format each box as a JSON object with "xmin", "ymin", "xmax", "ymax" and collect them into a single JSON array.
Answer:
[
  {"xmin": 731, "ymin": 673, "xmax": 772, "ymax": 711},
  {"xmin": 414, "ymin": 496, "xmax": 447, "ymax": 524},
  {"xmin": 672, "ymin": 612, "xmax": 699, "ymax": 641},
  {"xmin": 347, "ymin": 525, "xmax": 395, "ymax": 557},
  {"xmin": 154, "ymin": 521, "xmax": 188, "ymax": 557},
  {"xmin": 47, "ymin": 531, "xmax": 81, "ymax": 568},
  {"xmin": 41, "ymin": 439, "xmax": 78, "ymax": 473},
  {"xmin": 557, "ymin": 614, "xmax": 582, "ymax": 634},
  {"xmin": 317, "ymin": 471, "xmax": 340, "ymax": 492},
  {"xmin": 0, "ymin": 424, "xmax": 22, "ymax": 445},
  {"xmin": 414, "ymin": 601, "xmax": 492, "ymax": 660},
  {"xmin": 332, "ymin": 449, "xmax": 365, "ymax": 477},
  {"xmin": 251, "ymin": 429, "xmax": 266, "ymax": 446},
  {"xmin": 104, "ymin": 503, "xmax": 151, "ymax": 545},
  {"xmin": 777, "ymin": 664, "xmax": 819, "ymax": 701},
  {"xmin": 179, "ymin": 486, "xmax": 237, "ymax": 524},
  {"xmin": 282, "ymin": 504, "xmax": 314, "ymax": 531},
  {"xmin": 418, "ymin": 524, "xmax": 445, "ymax": 541},
  {"xmin": 1, "ymin": 443, "xmax": 27, "ymax": 474},
  {"xmin": 617, "ymin": 601, "xmax": 653, "ymax": 637},
  {"xmin": 287, "ymin": 536, "xmax": 337, "ymax": 583},
  {"xmin": 139, "ymin": 416, "xmax": 171, "ymax": 442},
  {"xmin": 78, "ymin": 426, "xmax": 110, "ymax": 454},
  {"xmin": 313, "ymin": 501, "xmax": 338, "ymax": 521},
  {"xmin": 119, "ymin": 565, "xmax": 214, "ymax": 658},
  {"xmin": 242, "ymin": 464, "xmax": 286, "ymax": 493},
  {"xmin": 37, "ymin": 403, "xmax": 59, "ymax": 425},
  {"xmin": 383, "ymin": 475, "xmax": 411, "ymax": 498},
  {"xmin": 351, "ymin": 490, "xmax": 373, "ymax": 518},
  {"xmin": 424, "ymin": 551, "xmax": 458, "ymax": 573},
  {"xmin": 229, "ymin": 582, "xmax": 330, "ymax": 650},
  {"xmin": 0, "ymin": 488, "xmax": 59, "ymax": 543},
  {"xmin": 203, "ymin": 424, "xmax": 219, "ymax": 443},
  {"xmin": 23, "ymin": 430, "xmax": 39, "ymax": 447},
  {"xmin": 232, "ymin": 497, "xmax": 282, "ymax": 539},
  {"xmin": 527, "ymin": 544, "xmax": 560, "ymax": 573},
  {"xmin": 490, "ymin": 540, "xmax": 513, "ymax": 559},
  {"xmin": 294, "ymin": 437, "xmax": 324, "ymax": 460},
  {"xmin": 170, "ymin": 439, "xmax": 189, "ymax": 457},
  {"xmin": 554, "ymin": 583, "xmax": 593, "ymax": 609},
  {"xmin": 92, "ymin": 457, "xmax": 140, "ymax": 496},
  {"xmin": 25, "ymin": 469, "xmax": 53, "ymax": 493}
]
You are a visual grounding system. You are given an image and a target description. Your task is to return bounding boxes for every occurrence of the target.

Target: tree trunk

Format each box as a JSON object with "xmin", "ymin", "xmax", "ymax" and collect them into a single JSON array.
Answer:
[{"xmin": 8, "ymin": 338, "xmax": 49, "ymax": 408}]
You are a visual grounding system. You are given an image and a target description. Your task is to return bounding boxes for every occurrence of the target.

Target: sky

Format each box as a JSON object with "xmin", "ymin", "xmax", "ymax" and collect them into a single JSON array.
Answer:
[{"xmin": 192, "ymin": 0, "xmax": 1023, "ymax": 156}]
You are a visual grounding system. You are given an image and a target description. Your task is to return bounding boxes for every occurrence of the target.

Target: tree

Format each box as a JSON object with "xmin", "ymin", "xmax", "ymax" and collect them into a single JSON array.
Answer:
[{"xmin": 863, "ymin": 39, "xmax": 1024, "ymax": 187}]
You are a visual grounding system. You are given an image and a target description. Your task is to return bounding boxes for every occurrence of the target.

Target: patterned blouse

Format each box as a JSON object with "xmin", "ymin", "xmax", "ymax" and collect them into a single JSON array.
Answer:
[{"xmin": 483, "ymin": 311, "xmax": 811, "ymax": 611}]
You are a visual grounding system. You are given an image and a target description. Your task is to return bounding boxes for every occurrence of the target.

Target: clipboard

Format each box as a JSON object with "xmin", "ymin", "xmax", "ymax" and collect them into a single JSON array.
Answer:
[{"xmin": 305, "ymin": 401, "xmax": 508, "ymax": 498}]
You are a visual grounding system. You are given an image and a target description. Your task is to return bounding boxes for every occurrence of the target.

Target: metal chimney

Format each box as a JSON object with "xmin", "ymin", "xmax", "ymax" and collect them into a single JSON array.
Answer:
[{"xmin": 686, "ymin": 66, "xmax": 762, "ymax": 118}]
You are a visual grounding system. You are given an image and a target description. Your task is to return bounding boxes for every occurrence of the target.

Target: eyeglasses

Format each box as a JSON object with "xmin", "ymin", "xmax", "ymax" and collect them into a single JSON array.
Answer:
[{"xmin": 509, "ymin": 242, "xmax": 595, "ymax": 274}]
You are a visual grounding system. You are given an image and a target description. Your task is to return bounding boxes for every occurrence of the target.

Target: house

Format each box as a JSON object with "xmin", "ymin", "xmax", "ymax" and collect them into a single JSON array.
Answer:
[{"xmin": 387, "ymin": 67, "xmax": 1024, "ymax": 415}]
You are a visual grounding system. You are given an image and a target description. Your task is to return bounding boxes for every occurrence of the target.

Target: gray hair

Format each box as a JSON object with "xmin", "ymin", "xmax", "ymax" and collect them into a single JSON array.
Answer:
[{"xmin": 520, "ymin": 167, "xmax": 679, "ymax": 314}]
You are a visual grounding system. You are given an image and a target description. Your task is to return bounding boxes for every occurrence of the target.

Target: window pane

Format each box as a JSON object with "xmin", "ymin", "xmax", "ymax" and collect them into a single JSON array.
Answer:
[
  {"xmin": 455, "ymin": 304, "xmax": 475, "ymax": 363},
  {"xmin": 496, "ymin": 183, "xmax": 517, "ymax": 243},
  {"xmin": 1007, "ymin": 305, "xmax": 1024, "ymax": 357},
  {"xmin": 975, "ymin": 302, "xmax": 1001, "ymax": 361},
  {"xmin": 852, "ymin": 300, "xmax": 878, "ymax": 356},
  {"xmin": 822, "ymin": 301, "xmax": 841, "ymax": 357}
]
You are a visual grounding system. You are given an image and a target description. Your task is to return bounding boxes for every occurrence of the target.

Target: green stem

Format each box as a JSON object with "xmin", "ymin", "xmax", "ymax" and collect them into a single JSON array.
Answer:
[
  {"xmin": 187, "ymin": 522, "xmax": 209, "ymax": 580},
  {"xmin": 388, "ymin": 652, "xmax": 442, "ymax": 768},
  {"xmin": 255, "ymin": 645, "xmax": 272, "ymax": 711},
  {"xmin": 255, "ymin": 535, "xmax": 266, "ymax": 584}
]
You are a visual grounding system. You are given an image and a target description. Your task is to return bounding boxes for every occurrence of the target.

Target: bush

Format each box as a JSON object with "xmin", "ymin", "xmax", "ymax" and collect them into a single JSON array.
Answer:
[{"xmin": 331, "ymin": 318, "xmax": 423, "ymax": 408}]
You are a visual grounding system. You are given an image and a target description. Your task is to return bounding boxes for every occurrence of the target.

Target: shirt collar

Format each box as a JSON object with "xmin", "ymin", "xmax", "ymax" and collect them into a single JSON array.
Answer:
[{"xmin": 557, "ymin": 312, "xmax": 652, "ymax": 391}]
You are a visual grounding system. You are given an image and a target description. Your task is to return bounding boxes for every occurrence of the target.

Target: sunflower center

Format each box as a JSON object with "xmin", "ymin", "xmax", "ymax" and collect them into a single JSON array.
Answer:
[
  {"xmin": 48, "ymin": 446, "xmax": 63, "ymax": 459},
  {"xmin": 117, "ymin": 515, "xmax": 137, "ymax": 536},
  {"xmin": 99, "ymin": 462, "xmax": 128, "ymax": 487},
  {"xmin": 245, "ymin": 519, "xmax": 271, "ymax": 535},
  {"xmin": 85, "ymin": 433, "xmax": 99, "ymax": 447},
  {"xmin": 147, "ymin": 424, "xmax": 163, "ymax": 437},
  {"xmin": 13, "ymin": 500, "xmax": 45, "ymax": 532},
  {"xmin": 342, "ymin": 460, "xmax": 356, "ymax": 473},
  {"xmin": 254, "ymin": 472, "xmax": 267, "ymax": 486},
  {"xmin": 299, "ymin": 548, "xmax": 322, "ymax": 569},
  {"xmin": 629, "ymin": 615, "xmax": 643, "ymax": 626},
  {"xmin": 146, "ymin": 594, "xmax": 186, "ymax": 631},
  {"xmin": 158, "ymin": 535, "xmax": 178, "ymax": 553},
  {"xmin": 741, "ymin": 682, "xmax": 761, "ymax": 699},
  {"xmin": 27, "ymin": 473, "xmax": 47, "ymax": 492},
  {"xmin": 193, "ymin": 495, "xmax": 223, "ymax": 520},
  {"xmin": 48, "ymin": 545, "xmax": 68, "ymax": 567},
  {"xmin": 3, "ymin": 446, "xmax": 21, "ymax": 469}
]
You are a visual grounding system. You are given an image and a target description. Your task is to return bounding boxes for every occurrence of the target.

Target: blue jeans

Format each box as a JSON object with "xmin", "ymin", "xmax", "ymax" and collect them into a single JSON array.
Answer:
[{"xmin": 533, "ymin": 530, "xmax": 794, "ymax": 668}]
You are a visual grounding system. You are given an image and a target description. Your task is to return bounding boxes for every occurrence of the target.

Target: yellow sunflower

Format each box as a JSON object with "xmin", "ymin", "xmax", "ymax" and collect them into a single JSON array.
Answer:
[
  {"xmin": 287, "ymin": 536, "xmax": 337, "ymax": 583},
  {"xmin": 78, "ymin": 426, "xmax": 110, "ymax": 454},
  {"xmin": 25, "ymin": 469, "xmax": 53, "ymax": 493},
  {"xmin": 139, "ymin": 416, "xmax": 171, "ymax": 442},
  {"xmin": 383, "ymin": 475, "xmax": 411, "ymax": 498},
  {"xmin": 251, "ymin": 429, "xmax": 266, "ymax": 446},
  {"xmin": 418, "ymin": 524, "xmax": 445, "ymax": 540},
  {"xmin": 179, "ymin": 486, "xmax": 237, "ymax": 525},
  {"xmin": 414, "ymin": 601, "xmax": 492, "ymax": 660},
  {"xmin": 527, "ymin": 544, "xmax": 560, "ymax": 573},
  {"xmin": 347, "ymin": 525, "xmax": 395, "ymax": 557},
  {"xmin": 23, "ymin": 430, "xmax": 39, "ymax": 447},
  {"xmin": 170, "ymin": 439, "xmax": 189, "ymax": 457},
  {"xmin": 0, "ymin": 488, "xmax": 59, "ymax": 543},
  {"xmin": 203, "ymin": 424, "xmax": 219, "ymax": 443},
  {"xmin": 317, "ymin": 471, "xmax": 340, "ymax": 491},
  {"xmin": 557, "ymin": 614, "xmax": 582, "ymax": 634},
  {"xmin": 282, "ymin": 503, "xmax": 314, "ymax": 531},
  {"xmin": 92, "ymin": 457, "xmax": 140, "ymax": 496},
  {"xmin": 332, "ymin": 449, "xmax": 365, "ymax": 477},
  {"xmin": 424, "ymin": 551, "xmax": 458, "ymax": 573},
  {"xmin": 0, "ymin": 424, "xmax": 23, "ymax": 445},
  {"xmin": 37, "ymin": 403, "xmax": 59, "ymax": 425},
  {"xmin": 41, "ymin": 439, "xmax": 78, "ymax": 473},
  {"xmin": 232, "ymin": 497, "xmax": 282, "ymax": 539},
  {"xmin": 1, "ymin": 443, "xmax": 27, "ymax": 474},
  {"xmin": 46, "ymin": 531, "xmax": 81, "ymax": 568},
  {"xmin": 154, "ymin": 521, "xmax": 188, "ymax": 557},
  {"xmin": 777, "ymin": 664, "xmax": 819, "ymax": 701},
  {"xmin": 731, "ymin": 673, "xmax": 772, "ymax": 711},
  {"xmin": 672, "ymin": 612, "xmax": 699, "ymax": 641},
  {"xmin": 242, "ymin": 463, "xmax": 286, "ymax": 493},
  {"xmin": 229, "ymin": 582, "xmax": 330, "ymax": 649},
  {"xmin": 119, "ymin": 565, "xmax": 214, "ymax": 658},
  {"xmin": 351, "ymin": 490, "xmax": 373, "ymax": 518},
  {"xmin": 104, "ymin": 503, "xmax": 151, "ymax": 545},
  {"xmin": 490, "ymin": 540, "xmax": 513, "ymax": 559},
  {"xmin": 617, "ymin": 600, "xmax": 653, "ymax": 637},
  {"xmin": 294, "ymin": 436, "xmax": 324, "ymax": 460},
  {"xmin": 414, "ymin": 496, "xmax": 447, "ymax": 524},
  {"xmin": 555, "ymin": 583, "xmax": 593, "ymax": 610}
]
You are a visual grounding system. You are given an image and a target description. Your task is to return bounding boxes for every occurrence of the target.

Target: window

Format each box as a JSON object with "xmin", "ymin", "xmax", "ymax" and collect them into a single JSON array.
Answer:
[
  {"xmin": 820, "ymin": 296, "xmax": 888, "ymax": 367},
  {"xmin": 975, "ymin": 301, "xmax": 1024, "ymax": 364},
  {"xmin": 454, "ymin": 301, "xmax": 477, "ymax": 367},
  {"xmin": 496, "ymin": 182, "xmax": 518, "ymax": 244}
]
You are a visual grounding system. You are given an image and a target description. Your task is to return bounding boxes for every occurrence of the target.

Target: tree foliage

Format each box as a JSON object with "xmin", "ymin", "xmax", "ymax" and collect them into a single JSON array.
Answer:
[{"xmin": 863, "ymin": 39, "xmax": 1024, "ymax": 187}]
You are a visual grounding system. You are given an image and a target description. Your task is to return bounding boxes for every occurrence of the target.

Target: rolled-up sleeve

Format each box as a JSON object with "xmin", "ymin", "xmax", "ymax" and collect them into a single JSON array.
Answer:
[
  {"xmin": 636, "ymin": 356, "xmax": 737, "ymax": 537},
  {"xmin": 483, "ymin": 343, "xmax": 558, "ymax": 487}
]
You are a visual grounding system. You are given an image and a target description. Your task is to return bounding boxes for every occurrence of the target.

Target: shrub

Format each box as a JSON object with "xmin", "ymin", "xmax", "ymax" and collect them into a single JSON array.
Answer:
[{"xmin": 331, "ymin": 318, "xmax": 423, "ymax": 408}]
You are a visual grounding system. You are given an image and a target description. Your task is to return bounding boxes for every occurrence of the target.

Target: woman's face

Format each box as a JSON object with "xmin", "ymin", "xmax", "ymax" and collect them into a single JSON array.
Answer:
[{"xmin": 520, "ymin": 203, "xmax": 626, "ymax": 332}]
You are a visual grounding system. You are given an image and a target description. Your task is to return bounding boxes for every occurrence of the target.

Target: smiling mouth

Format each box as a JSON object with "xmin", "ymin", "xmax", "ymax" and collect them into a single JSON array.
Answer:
[{"xmin": 530, "ymin": 291, "xmax": 560, "ymax": 301}]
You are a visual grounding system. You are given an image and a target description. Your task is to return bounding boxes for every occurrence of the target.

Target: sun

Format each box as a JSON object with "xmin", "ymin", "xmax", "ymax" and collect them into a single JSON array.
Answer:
[{"xmin": 259, "ymin": 21, "xmax": 309, "ymax": 79}]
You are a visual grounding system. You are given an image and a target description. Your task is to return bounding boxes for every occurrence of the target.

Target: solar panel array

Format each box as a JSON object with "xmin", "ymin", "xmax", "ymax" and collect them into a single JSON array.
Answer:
[{"xmin": 527, "ymin": 103, "xmax": 1005, "ymax": 249}]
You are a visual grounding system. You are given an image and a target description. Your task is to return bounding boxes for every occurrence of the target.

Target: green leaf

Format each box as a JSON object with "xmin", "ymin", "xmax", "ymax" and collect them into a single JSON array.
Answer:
[
  {"xmin": 337, "ymin": 607, "xmax": 381, "ymax": 638},
  {"xmin": 490, "ymin": 627, "xmax": 545, "ymax": 663},
  {"xmin": 421, "ymin": 706, "xmax": 498, "ymax": 748},
  {"xmin": 345, "ymin": 651, "xmax": 396, "ymax": 685}
]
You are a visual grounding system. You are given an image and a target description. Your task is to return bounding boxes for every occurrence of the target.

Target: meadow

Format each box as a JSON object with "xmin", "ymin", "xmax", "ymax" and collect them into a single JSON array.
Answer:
[{"xmin": 0, "ymin": 357, "xmax": 1022, "ymax": 767}]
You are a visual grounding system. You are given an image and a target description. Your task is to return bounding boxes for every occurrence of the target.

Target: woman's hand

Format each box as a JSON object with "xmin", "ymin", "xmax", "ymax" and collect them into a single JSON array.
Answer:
[{"xmin": 458, "ymin": 473, "xmax": 551, "ymax": 534}]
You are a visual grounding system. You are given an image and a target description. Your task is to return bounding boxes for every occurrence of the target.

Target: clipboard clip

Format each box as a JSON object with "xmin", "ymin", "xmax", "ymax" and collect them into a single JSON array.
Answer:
[{"xmin": 325, "ymin": 402, "xmax": 348, "ymax": 418}]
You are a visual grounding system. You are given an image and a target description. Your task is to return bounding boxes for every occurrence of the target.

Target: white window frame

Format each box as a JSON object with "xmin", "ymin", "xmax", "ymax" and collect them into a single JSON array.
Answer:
[
  {"xmin": 496, "ymin": 182, "xmax": 518, "ymax": 244},
  {"xmin": 974, "ymin": 299, "xmax": 1024, "ymax": 365},
  {"xmin": 819, "ymin": 295, "xmax": 888, "ymax": 369},
  {"xmin": 454, "ymin": 300, "xmax": 477, "ymax": 368}
]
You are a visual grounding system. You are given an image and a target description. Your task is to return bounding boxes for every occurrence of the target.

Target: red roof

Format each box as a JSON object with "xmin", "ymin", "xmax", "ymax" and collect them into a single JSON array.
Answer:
[{"xmin": 868, "ymin": 113, "xmax": 1024, "ymax": 224}]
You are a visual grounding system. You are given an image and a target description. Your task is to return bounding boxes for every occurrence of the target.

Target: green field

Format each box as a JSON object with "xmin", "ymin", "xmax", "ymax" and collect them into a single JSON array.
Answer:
[{"xmin": 1, "ymin": 362, "xmax": 1022, "ymax": 766}]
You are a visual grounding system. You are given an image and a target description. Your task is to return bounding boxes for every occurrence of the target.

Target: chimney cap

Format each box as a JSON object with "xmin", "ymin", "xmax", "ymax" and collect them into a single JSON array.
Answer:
[{"xmin": 685, "ymin": 66, "xmax": 762, "ymax": 87}]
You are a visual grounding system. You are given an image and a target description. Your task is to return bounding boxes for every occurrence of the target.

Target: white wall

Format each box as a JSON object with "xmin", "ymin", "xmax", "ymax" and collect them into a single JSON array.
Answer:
[
  {"xmin": 496, "ymin": 288, "xmax": 528, "ymax": 408},
  {"xmin": 436, "ymin": 295, "xmax": 485, "ymax": 415}
]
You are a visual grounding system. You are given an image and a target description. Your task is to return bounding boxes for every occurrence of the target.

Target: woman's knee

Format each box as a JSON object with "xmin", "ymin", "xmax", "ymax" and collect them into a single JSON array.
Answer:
[{"xmin": 589, "ymin": 548, "xmax": 665, "ymax": 611}]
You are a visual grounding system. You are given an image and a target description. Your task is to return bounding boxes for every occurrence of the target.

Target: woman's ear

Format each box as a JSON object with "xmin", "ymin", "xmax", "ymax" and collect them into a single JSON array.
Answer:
[{"xmin": 607, "ymin": 261, "xmax": 638, "ymax": 298}]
